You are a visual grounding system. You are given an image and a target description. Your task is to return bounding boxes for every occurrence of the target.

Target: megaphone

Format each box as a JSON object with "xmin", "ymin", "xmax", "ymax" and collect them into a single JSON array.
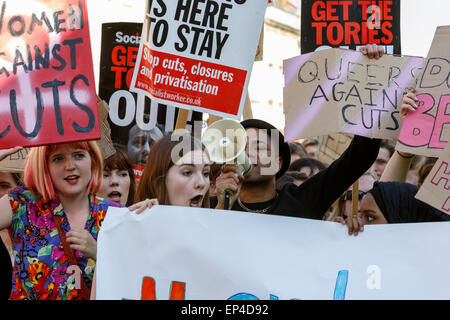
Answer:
[
  {"xmin": 202, "ymin": 119, "xmax": 252, "ymax": 176},
  {"xmin": 202, "ymin": 119, "xmax": 252, "ymax": 209}
]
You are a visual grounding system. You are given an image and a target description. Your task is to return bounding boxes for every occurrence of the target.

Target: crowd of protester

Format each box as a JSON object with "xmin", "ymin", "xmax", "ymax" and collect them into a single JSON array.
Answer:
[{"xmin": 0, "ymin": 44, "xmax": 446, "ymax": 300}]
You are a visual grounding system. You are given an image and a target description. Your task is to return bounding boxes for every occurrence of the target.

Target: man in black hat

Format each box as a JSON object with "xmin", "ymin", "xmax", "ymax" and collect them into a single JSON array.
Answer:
[
  {"xmin": 213, "ymin": 118, "xmax": 380, "ymax": 221},
  {"xmin": 212, "ymin": 45, "xmax": 384, "ymax": 231}
]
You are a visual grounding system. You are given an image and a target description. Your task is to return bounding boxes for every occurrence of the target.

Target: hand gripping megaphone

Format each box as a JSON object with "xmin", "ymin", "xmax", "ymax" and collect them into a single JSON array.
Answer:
[{"xmin": 202, "ymin": 119, "xmax": 252, "ymax": 209}]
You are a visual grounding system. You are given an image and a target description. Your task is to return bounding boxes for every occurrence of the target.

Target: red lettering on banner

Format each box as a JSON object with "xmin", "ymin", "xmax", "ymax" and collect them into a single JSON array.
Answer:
[
  {"xmin": 325, "ymin": 0, "xmax": 339, "ymax": 21},
  {"xmin": 111, "ymin": 45, "xmax": 139, "ymax": 89},
  {"xmin": 112, "ymin": 46, "xmax": 127, "ymax": 66},
  {"xmin": 311, "ymin": 1, "xmax": 326, "ymax": 21},
  {"xmin": 327, "ymin": 22, "xmax": 344, "ymax": 45},
  {"xmin": 345, "ymin": 22, "xmax": 361, "ymax": 44},
  {"xmin": 381, "ymin": 21, "xmax": 393, "ymax": 44},
  {"xmin": 310, "ymin": 0, "xmax": 395, "ymax": 48},
  {"xmin": 111, "ymin": 66, "xmax": 126, "ymax": 89},
  {"xmin": 139, "ymin": 277, "xmax": 186, "ymax": 300},
  {"xmin": 359, "ymin": 0, "xmax": 393, "ymax": 20},
  {"xmin": 312, "ymin": 22, "xmax": 327, "ymax": 45}
]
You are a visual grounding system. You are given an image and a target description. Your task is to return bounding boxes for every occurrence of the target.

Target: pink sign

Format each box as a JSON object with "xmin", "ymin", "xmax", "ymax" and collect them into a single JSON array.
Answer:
[{"xmin": 397, "ymin": 26, "xmax": 450, "ymax": 157}]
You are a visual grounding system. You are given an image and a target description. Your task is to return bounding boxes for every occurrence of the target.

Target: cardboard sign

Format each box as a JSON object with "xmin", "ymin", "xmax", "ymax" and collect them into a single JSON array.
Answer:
[
  {"xmin": 283, "ymin": 48, "xmax": 425, "ymax": 141},
  {"xmin": 0, "ymin": 148, "xmax": 29, "ymax": 173},
  {"xmin": 318, "ymin": 133, "xmax": 353, "ymax": 165},
  {"xmin": 98, "ymin": 22, "xmax": 202, "ymax": 174},
  {"xmin": 397, "ymin": 26, "xmax": 450, "ymax": 157},
  {"xmin": 415, "ymin": 138, "xmax": 450, "ymax": 215},
  {"xmin": 96, "ymin": 98, "xmax": 116, "ymax": 160},
  {"xmin": 97, "ymin": 206, "xmax": 450, "ymax": 300},
  {"xmin": 129, "ymin": 0, "xmax": 267, "ymax": 119},
  {"xmin": 301, "ymin": 0, "xmax": 401, "ymax": 54},
  {"xmin": 0, "ymin": 0, "xmax": 100, "ymax": 149}
]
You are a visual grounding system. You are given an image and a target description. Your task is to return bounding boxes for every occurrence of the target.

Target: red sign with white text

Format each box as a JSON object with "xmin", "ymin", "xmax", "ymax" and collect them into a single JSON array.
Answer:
[
  {"xmin": 0, "ymin": 0, "xmax": 100, "ymax": 149},
  {"xmin": 133, "ymin": 46, "xmax": 247, "ymax": 116}
]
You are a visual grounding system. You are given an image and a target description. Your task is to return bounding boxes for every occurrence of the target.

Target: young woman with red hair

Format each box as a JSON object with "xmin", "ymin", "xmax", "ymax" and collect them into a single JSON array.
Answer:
[{"xmin": 0, "ymin": 142, "xmax": 122, "ymax": 300}]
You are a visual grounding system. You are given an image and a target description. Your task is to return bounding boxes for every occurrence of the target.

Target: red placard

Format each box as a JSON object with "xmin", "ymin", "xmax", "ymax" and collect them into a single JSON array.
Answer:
[
  {"xmin": 133, "ymin": 46, "xmax": 248, "ymax": 116},
  {"xmin": 0, "ymin": 0, "xmax": 100, "ymax": 148}
]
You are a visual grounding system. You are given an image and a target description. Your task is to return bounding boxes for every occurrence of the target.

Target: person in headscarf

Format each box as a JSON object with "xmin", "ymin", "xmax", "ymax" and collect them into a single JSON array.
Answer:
[{"xmin": 359, "ymin": 181, "xmax": 447, "ymax": 224}]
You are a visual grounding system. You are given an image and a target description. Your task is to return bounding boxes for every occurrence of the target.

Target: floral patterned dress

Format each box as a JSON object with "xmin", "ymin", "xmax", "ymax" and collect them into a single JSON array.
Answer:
[{"xmin": 8, "ymin": 186, "xmax": 121, "ymax": 300}]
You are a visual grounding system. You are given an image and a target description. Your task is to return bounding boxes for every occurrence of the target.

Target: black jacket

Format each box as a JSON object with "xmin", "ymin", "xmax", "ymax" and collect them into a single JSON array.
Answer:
[{"xmin": 211, "ymin": 136, "xmax": 381, "ymax": 219}]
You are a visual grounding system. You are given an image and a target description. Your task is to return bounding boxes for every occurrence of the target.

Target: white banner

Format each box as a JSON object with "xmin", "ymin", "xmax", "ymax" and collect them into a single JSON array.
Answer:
[{"xmin": 96, "ymin": 206, "xmax": 450, "ymax": 300}]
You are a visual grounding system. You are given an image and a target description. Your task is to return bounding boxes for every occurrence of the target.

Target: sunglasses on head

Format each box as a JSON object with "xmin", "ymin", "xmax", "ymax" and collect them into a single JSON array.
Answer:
[{"xmin": 341, "ymin": 190, "xmax": 367, "ymax": 201}]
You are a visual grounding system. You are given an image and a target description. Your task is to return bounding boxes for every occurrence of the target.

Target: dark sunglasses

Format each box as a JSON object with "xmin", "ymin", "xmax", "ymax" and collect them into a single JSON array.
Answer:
[{"xmin": 341, "ymin": 190, "xmax": 367, "ymax": 201}]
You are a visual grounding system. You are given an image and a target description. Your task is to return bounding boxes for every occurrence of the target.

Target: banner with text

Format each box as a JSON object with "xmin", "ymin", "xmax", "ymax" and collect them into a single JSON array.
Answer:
[
  {"xmin": 0, "ymin": 0, "xmax": 100, "ymax": 148},
  {"xmin": 97, "ymin": 206, "xmax": 450, "ymax": 300},
  {"xmin": 301, "ymin": 0, "xmax": 401, "ymax": 54},
  {"xmin": 129, "ymin": 0, "xmax": 267, "ymax": 119},
  {"xmin": 98, "ymin": 22, "xmax": 202, "ymax": 178},
  {"xmin": 397, "ymin": 26, "xmax": 450, "ymax": 157},
  {"xmin": 283, "ymin": 48, "xmax": 424, "ymax": 141},
  {"xmin": 415, "ymin": 138, "xmax": 450, "ymax": 216}
]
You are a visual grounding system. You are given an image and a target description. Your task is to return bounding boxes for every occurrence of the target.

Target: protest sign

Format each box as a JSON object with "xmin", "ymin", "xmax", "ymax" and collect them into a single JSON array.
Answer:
[
  {"xmin": 415, "ymin": 137, "xmax": 450, "ymax": 216},
  {"xmin": 129, "ymin": 0, "xmax": 267, "ymax": 120},
  {"xmin": 397, "ymin": 26, "xmax": 450, "ymax": 157},
  {"xmin": 96, "ymin": 98, "xmax": 115, "ymax": 160},
  {"xmin": 0, "ymin": 148, "xmax": 29, "ymax": 173},
  {"xmin": 98, "ymin": 22, "xmax": 202, "ymax": 178},
  {"xmin": 318, "ymin": 133, "xmax": 353, "ymax": 165},
  {"xmin": 301, "ymin": 0, "xmax": 401, "ymax": 54},
  {"xmin": 0, "ymin": 0, "xmax": 100, "ymax": 149},
  {"xmin": 283, "ymin": 48, "xmax": 425, "ymax": 141},
  {"xmin": 97, "ymin": 206, "xmax": 450, "ymax": 300},
  {"xmin": 255, "ymin": 25, "xmax": 264, "ymax": 62}
]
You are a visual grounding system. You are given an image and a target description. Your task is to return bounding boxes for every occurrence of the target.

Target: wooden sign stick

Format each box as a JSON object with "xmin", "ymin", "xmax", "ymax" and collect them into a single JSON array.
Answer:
[
  {"xmin": 352, "ymin": 180, "xmax": 359, "ymax": 219},
  {"xmin": 175, "ymin": 109, "xmax": 190, "ymax": 131}
]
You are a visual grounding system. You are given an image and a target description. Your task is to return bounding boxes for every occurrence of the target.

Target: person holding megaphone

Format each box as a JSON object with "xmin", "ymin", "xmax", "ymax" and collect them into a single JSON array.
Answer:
[{"xmin": 211, "ymin": 45, "xmax": 385, "ymax": 236}]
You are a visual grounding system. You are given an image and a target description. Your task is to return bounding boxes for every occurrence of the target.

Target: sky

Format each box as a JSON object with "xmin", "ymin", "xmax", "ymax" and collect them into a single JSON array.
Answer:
[{"xmin": 401, "ymin": 0, "xmax": 450, "ymax": 57}]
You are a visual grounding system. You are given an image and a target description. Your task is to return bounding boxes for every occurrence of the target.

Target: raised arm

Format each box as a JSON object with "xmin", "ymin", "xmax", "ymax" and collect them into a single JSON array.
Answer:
[{"xmin": 380, "ymin": 90, "xmax": 417, "ymax": 182}]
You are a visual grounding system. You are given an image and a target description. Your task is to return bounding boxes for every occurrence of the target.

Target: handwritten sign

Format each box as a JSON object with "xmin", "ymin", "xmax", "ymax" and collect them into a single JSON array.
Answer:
[
  {"xmin": 301, "ymin": 0, "xmax": 401, "ymax": 54},
  {"xmin": 397, "ymin": 26, "xmax": 450, "ymax": 157},
  {"xmin": 0, "ymin": 148, "xmax": 29, "ymax": 173},
  {"xmin": 0, "ymin": 0, "xmax": 100, "ymax": 149},
  {"xmin": 415, "ymin": 137, "xmax": 450, "ymax": 216},
  {"xmin": 318, "ymin": 133, "xmax": 353, "ymax": 165},
  {"xmin": 283, "ymin": 48, "xmax": 425, "ymax": 141},
  {"xmin": 129, "ymin": 0, "xmax": 267, "ymax": 119},
  {"xmin": 97, "ymin": 206, "xmax": 450, "ymax": 300}
]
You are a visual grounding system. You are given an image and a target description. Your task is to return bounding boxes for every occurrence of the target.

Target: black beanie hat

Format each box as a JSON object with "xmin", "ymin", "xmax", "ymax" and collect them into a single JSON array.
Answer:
[{"xmin": 240, "ymin": 119, "xmax": 291, "ymax": 180}]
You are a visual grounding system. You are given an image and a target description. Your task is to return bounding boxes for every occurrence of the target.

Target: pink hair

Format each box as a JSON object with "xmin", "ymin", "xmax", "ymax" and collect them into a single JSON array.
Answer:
[{"xmin": 24, "ymin": 141, "xmax": 103, "ymax": 201}]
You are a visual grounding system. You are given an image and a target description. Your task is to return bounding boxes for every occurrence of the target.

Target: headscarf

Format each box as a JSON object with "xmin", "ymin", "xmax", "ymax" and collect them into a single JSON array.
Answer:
[{"xmin": 368, "ymin": 181, "xmax": 447, "ymax": 223}]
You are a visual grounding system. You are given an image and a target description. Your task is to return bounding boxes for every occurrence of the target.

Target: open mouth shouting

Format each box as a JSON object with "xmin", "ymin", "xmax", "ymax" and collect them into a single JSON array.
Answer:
[
  {"xmin": 189, "ymin": 195, "xmax": 204, "ymax": 207},
  {"xmin": 108, "ymin": 190, "xmax": 122, "ymax": 203}
]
